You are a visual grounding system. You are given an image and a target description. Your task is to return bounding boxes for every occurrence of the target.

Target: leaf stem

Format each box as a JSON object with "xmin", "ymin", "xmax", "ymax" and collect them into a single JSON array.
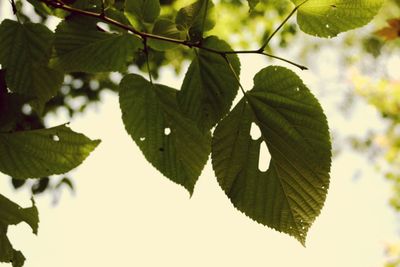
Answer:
[
  {"xmin": 259, "ymin": 0, "xmax": 308, "ymax": 51},
  {"xmin": 143, "ymin": 38, "xmax": 153, "ymax": 83},
  {"xmin": 39, "ymin": 0, "xmax": 308, "ymax": 71},
  {"xmin": 222, "ymin": 55, "xmax": 247, "ymax": 97}
]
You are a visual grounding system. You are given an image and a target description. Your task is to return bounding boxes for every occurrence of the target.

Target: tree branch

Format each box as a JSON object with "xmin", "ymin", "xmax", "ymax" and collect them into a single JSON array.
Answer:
[{"xmin": 39, "ymin": 0, "xmax": 308, "ymax": 71}]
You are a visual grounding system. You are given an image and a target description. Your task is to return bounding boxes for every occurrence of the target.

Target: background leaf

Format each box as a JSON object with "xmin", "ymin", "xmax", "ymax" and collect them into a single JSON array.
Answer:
[
  {"xmin": 175, "ymin": 0, "xmax": 215, "ymax": 41},
  {"xmin": 0, "ymin": 125, "xmax": 100, "ymax": 179},
  {"xmin": 211, "ymin": 66, "xmax": 331, "ymax": 244},
  {"xmin": 54, "ymin": 17, "xmax": 142, "ymax": 73},
  {"xmin": 124, "ymin": 0, "xmax": 160, "ymax": 24},
  {"xmin": 292, "ymin": 0, "xmax": 384, "ymax": 38},
  {"xmin": 119, "ymin": 74, "xmax": 211, "ymax": 194},
  {"xmin": 0, "ymin": 194, "xmax": 39, "ymax": 267},
  {"xmin": 178, "ymin": 36, "xmax": 240, "ymax": 132},
  {"xmin": 0, "ymin": 20, "xmax": 63, "ymax": 110},
  {"xmin": 148, "ymin": 19, "xmax": 185, "ymax": 51}
]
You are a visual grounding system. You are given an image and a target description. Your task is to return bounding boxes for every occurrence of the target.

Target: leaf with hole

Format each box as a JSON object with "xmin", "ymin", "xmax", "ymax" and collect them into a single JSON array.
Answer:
[
  {"xmin": 211, "ymin": 66, "xmax": 331, "ymax": 244},
  {"xmin": 0, "ymin": 125, "xmax": 100, "ymax": 179},
  {"xmin": 0, "ymin": 20, "xmax": 63, "ymax": 111},
  {"xmin": 0, "ymin": 194, "xmax": 39, "ymax": 267},
  {"xmin": 54, "ymin": 17, "xmax": 142, "ymax": 73},
  {"xmin": 292, "ymin": 0, "xmax": 384, "ymax": 38},
  {"xmin": 119, "ymin": 74, "xmax": 211, "ymax": 194},
  {"xmin": 178, "ymin": 36, "xmax": 240, "ymax": 132}
]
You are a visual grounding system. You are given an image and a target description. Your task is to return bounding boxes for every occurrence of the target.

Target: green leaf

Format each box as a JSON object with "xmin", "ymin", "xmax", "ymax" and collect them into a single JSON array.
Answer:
[
  {"xmin": 292, "ymin": 0, "xmax": 384, "ymax": 38},
  {"xmin": 175, "ymin": 0, "xmax": 215, "ymax": 41},
  {"xmin": 0, "ymin": 125, "xmax": 100, "ymax": 179},
  {"xmin": 0, "ymin": 20, "xmax": 63, "ymax": 109},
  {"xmin": 211, "ymin": 66, "xmax": 331, "ymax": 244},
  {"xmin": 54, "ymin": 17, "xmax": 142, "ymax": 73},
  {"xmin": 119, "ymin": 74, "xmax": 211, "ymax": 194},
  {"xmin": 0, "ymin": 194, "xmax": 39, "ymax": 267},
  {"xmin": 124, "ymin": 0, "xmax": 160, "ymax": 24},
  {"xmin": 247, "ymin": 0, "xmax": 260, "ymax": 11},
  {"xmin": 177, "ymin": 36, "xmax": 240, "ymax": 132},
  {"xmin": 148, "ymin": 19, "xmax": 185, "ymax": 51}
]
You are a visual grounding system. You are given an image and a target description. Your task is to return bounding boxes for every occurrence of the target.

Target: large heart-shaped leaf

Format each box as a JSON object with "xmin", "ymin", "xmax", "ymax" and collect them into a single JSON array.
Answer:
[
  {"xmin": 292, "ymin": 0, "xmax": 384, "ymax": 38},
  {"xmin": 0, "ymin": 125, "xmax": 100, "ymax": 179},
  {"xmin": 0, "ymin": 20, "xmax": 63, "ymax": 109},
  {"xmin": 54, "ymin": 17, "xmax": 142, "ymax": 73},
  {"xmin": 178, "ymin": 36, "xmax": 240, "ymax": 132},
  {"xmin": 119, "ymin": 74, "xmax": 211, "ymax": 194},
  {"xmin": 0, "ymin": 194, "xmax": 39, "ymax": 267},
  {"xmin": 212, "ymin": 66, "xmax": 331, "ymax": 244}
]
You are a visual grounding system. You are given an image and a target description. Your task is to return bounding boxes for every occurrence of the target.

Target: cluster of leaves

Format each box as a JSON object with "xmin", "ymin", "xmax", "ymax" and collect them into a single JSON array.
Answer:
[{"xmin": 0, "ymin": 0, "xmax": 385, "ymax": 266}]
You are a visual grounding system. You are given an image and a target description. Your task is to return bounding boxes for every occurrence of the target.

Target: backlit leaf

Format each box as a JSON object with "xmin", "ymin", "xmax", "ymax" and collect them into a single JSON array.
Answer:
[
  {"xmin": 0, "ymin": 125, "xmax": 100, "ymax": 179},
  {"xmin": 54, "ymin": 17, "xmax": 142, "ymax": 73},
  {"xmin": 211, "ymin": 66, "xmax": 331, "ymax": 244},
  {"xmin": 178, "ymin": 36, "xmax": 240, "ymax": 132},
  {"xmin": 0, "ymin": 20, "xmax": 63, "ymax": 109},
  {"xmin": 175, "ymin": 0, "xmax": 215, "ymax": 41},
  {"xmin": 124, "ymin": 0, "xmax": 160, "ymax": 23},
  {"xmin": 119, "ymin": 74, "xmax": 211, "ymax": 194},
  {"xmin": 292, "ymin": 0, "xmax": 384, "ymax": 38}
]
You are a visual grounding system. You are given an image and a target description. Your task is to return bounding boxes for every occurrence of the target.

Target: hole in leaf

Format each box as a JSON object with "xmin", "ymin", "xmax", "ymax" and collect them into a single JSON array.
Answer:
[
  {"xmin": 295, "ymin": 87, "xmax": 300, "ymax": 92},
  {"xmin": 52, "ymin": 135, "xmax": 60, "ymax": 142},
  {"xmin": 326, "ymin": 24, "xmax": 330, "ymax": 28},
  {"xmin": 258, "ymin": 141, "xmax": 271, "ymax": 172},
  {"xmin": 139, "ymin": 137, "xmax": 146, "ymax": 141},
  {"xmin": 250, "ymin": 122, "xmax": 261, "ymax": 140},
  {"xmin": 21, "ymin": 104, "xmax": 32, "ymax": 115},
  {"xmin": 164, "ymin": 128, "xmax": 171, "ymax": 135}
]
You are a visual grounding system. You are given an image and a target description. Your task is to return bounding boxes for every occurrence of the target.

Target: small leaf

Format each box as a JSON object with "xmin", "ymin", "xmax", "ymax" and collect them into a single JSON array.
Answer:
[
  {"xmin": 211, "ymin": 66, "xmax": 331, "ymax": 244},
  {"xmin": 0, "ymin": 125, "xmax": 100, "ymax": 179},
  {"xmin": 124, "ymin": 0, "xmax": 160, "ymax": 24},
  {"xmin": 178, "ymin": 36, "xmax": 240, "ymax": 132},
  {"xmin": 0, "ymin": 20, "xmax": 63, "ymax": 109},
  {"xmin": 292, "ymin": 0, "xmax": 384, "ymax": 38},
  {"xmin": 119, "ymin": 74, "xmax": 211, "ymax": 194},
  {"xmin": 148, "ymin": 19, "xmax": 184, "ymax": 51},
  {"xmin": 175, "ymin": 0, "xmax": 215, "ymax": 41},
  {"xmin": 0, "ymin": 194, "xmax": 39, "ymax": 267},
  {"xmin": 375, "ymin": 18, "xmax": 400, "ymax": 40},
  {"xmin": 247, "ymin": 0, "xmax": 260, "ymax": 11},
  {"xmin": 54, "ymin": 17, "xmax": 142, "ymax": 73}
]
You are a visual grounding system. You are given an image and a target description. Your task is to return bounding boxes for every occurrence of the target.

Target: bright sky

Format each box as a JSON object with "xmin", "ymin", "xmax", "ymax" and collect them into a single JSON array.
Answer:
[{"xmin": 1, "ymin": 2, "xmax": 399, "ymax": 267}]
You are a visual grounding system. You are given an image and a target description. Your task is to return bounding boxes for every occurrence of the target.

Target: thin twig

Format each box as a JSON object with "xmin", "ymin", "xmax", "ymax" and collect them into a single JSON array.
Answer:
[
  {"xmin": 39, "ymin": 0, "xmax": 308, "ymax": 71},
  {"xmin": 222, "ymin": 55, "xmax": 247, "ymax": 97},
  {"xmin": 259, "ymin": 0, "xmax": 309, "ymax": 51}
]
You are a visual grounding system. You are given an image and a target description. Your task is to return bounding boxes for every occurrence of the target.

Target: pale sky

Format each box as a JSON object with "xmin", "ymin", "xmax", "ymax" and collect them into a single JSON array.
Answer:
[{"xmin": 1, "ymin": 2, "xmax": 399, "ymax": 267}]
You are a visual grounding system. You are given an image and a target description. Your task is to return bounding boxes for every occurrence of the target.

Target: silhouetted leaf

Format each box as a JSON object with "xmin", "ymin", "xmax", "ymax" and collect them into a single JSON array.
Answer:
[
  {"xmin": 0, "ymin": 125, "xmax": 100, "ymax": 179},
  {"xmin": 0, "ymin": 20, "xmax": 63, "ymax": 110},
  {"xmin": 178, "ymin": 36, "xmax": 240, "ymax": 131},
  {"xmin": 119, "ymin": 74, "xmax": 210, "ymax": 194},
  {"xmin": 54, "ymin": 17, "xmax": 142, "ymax": 73},
  {"xmin": 0, "ymin": 194, "xmax": 39, "ymax": 267},
  {"xmin": 212, "ymin": 66, "xmax": 331, "ymax": 244}
]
